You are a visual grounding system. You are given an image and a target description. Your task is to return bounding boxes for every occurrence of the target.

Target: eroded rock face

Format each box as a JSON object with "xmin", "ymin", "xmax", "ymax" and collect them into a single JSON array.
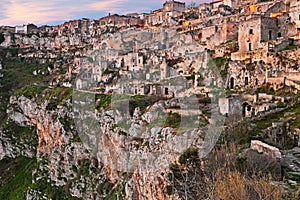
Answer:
[
  {"xmin": 282, "ymin": 147, "xmax": 300, "ymax": 181},
  {"xmin": 74, "ymin": 102, "xmax": 204, "ymax": 199},
  {"xmin": 0, "ymin": 131, "xmax": 35, "ymax": 159},
  {"xmin": 8, "ymin": 96, "xmax": 72, "ymax": 157},
  {"xmin": 127, "ymin": 171, "xmax": 175, "ymax": 200},
  {"xmin": 0, "ymin": 137, "xmax": 14, "ymax": 159},
  {"xmin": 8, "ymin": 95, "xmax": 204, "ymax": 199}
]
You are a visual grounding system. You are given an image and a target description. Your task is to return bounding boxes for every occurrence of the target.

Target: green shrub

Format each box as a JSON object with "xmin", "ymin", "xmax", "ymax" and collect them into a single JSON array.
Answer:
[
  {"xmin": 164, "ymin": 112, "xmax": 181, "ymax": 129},
  {"xmin": 0, "ymin": 157, "xmax": 36, "ymax": 200},
  {"xmin": 179, "ymin": 147, "xmax": 199, "ymax": 166},
  {"xmin": 95, "ymin": 94, "xmax": 112, "ymax": 110}
]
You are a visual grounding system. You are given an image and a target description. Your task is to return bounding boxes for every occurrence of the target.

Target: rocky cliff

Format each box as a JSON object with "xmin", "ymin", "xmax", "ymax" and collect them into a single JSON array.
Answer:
[{"xmin": 2, "ymin": 90, "xmax": 206, "ymax": 199}]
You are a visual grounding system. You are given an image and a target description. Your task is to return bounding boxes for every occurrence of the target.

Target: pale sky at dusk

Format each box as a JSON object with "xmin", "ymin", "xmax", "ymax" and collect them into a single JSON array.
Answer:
[{"xmin": 0, "ymin": 0, "xmax": 207, "ymax": 26}]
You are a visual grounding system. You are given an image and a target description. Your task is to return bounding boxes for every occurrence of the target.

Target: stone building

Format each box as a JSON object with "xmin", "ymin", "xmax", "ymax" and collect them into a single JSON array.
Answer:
[
  {"xmin": 264, "ymin": 1, "xmax": 287, "ymax": 17},
  {"xmin": 232, "ymin": 5, "xmax": 297, "ymax": 60},
  {"xmin": 39, "ymin": 25, "xmax": 53, "ymax": 33},
  {"xmin": 238, "ymin": 15, "xmax": 278, "ymax": 53},
  {"xmin": 219, "ymin": 94, "xmax": 243, "ymax": 119},
  {"xmin": 290, "ymin": 0, "xmax": 300, "ymax": 29},
  {"xmin": 237, "ymin": 9, "xmax": 297, "ymax": 54},
  {"xmin": 237, "ymin": 0, "xmax": 259, "ymax": 8},
  {"xmin": 219, "ymin": 93, "xmax": 284, "ymax": 119},
  {"xmin": 99, "ymin": 14, "xmax": 143, "ymax": 27},
  {"xmin": 199, "ymin": 3, "xmax": 213, "ymax": 18},
  {"xmin": 15, "ymin": 24, "xmax": 38, "ymax": 34},
  {"xmin": 146, "ymin": 0, "xmax": 185, "ymax": 26},
  {"xmin": 210, "ymin": 0, "xmax": 225, "ymax": 9},
  {"xmin": 163, "ymin": 0, "xmax": 185, "ymax": 12},
  {"xmin": 200, "ymin": 0, "xmax": 237, "ymax": 11},
  {"xmin": 198, "ymin": 20, "xmax": 238, "ymax": 49},
  {"xmin": 223, "ymin": 0, "xmax": 238, "ymax": 9},
  {"xmin": 114, "ymin": 52, "xmax": 145, "ymax": 72},
  {"xmin": 126, "ymin": 13, "xmax": 149, "ymax": 20},
  {"xmin": 251, "ymin": 140, "xmax": 282, "ymax": 159},
  {"xmin": 146, "ymin": 9, "xmax": 164, "ymax": 26},
  {"xmin": 122, "ymin": 52, "xmax": 144, "ymax": 71}
]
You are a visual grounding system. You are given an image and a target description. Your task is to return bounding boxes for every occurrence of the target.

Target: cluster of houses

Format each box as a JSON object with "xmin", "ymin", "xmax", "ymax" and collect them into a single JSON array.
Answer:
[
  {"xmin": 1, "ymin": 0, "xmax": 299, "ymax": 51},
  {"xmin": 0, "ymin": 0, "xmax": 299, "ymax": 121}
]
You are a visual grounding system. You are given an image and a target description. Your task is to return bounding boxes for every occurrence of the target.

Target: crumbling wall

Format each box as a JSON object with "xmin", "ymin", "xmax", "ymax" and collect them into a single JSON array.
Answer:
[{"xmin": 251, "ymin": 140, "xmax": 282, "ymax": 159}]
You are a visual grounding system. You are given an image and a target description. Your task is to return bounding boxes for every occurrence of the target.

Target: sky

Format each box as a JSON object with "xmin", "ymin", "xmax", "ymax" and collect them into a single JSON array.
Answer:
[{"xmin": 0, "ymin": 0, "xmax": 207, "ymax": 27}]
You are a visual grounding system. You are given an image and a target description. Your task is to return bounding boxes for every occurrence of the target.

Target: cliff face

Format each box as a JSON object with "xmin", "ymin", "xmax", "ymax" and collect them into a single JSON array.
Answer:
[
  {"xmin": 9, "ymin": 96, "xmax": 70, "ymax": 157},
  {"xmin": 5, "ymin": 94, "xmax": 203, "ymax": 199}
]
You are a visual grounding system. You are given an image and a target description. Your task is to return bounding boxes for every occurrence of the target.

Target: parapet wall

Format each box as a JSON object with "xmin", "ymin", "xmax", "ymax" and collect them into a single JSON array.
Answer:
[{"xmin": 231, "ymin": 49, "xmax": 268, "ymax": 61}]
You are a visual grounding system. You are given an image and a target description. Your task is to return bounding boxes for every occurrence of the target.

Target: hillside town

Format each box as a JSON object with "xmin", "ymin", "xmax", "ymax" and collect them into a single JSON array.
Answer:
[
  {"xmin": 1, "ymin": 0, "xmax": 299, "ymax": 122},
  {"xmin": 0, "ymin": 0, "xmax": 300, "ymax": 199}
]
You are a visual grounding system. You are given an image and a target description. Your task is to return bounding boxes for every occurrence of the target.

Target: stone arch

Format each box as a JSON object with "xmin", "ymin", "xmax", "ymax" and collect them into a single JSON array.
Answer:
[{"xmin": 242, "ymin": 102, "xmax": 251, "ymax": 118}]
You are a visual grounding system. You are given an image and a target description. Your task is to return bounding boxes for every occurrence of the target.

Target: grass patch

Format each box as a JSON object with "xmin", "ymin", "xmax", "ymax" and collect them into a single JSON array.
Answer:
[
  {"xmin": 164, "ymin": 112, "xmax": 181, "ymax": 129},
  {"xmin": 0, "ymin": 156, "xmax": 36, "ymax": 200},
  {"xmin": 0, "ymin": 56, "xmax": 49, "ymax": 99},
  {"xmin": 30, "ymin": 178, "xmax": 80, "ymax": 200},
  {"xmin": 43, "ymin": 87, "xmax": 73, "ymax": 110},
  {"xmin": 15, "ymin": 84, "xmax": 48, "ymax": 99},
  {"xmin": 96, "ymin": 94, "xmax": 112, "ymax": 110},
  {"xmin": 211, "ymin": 57, "xmax": 230, "ymax": 78},
  {"xmin": 213, "ymin": 57, "xmax": 228, "ymax": 68},
  {"xmin": 129, "ymin": 95, "xmax": 166, "ymax": 115},
  {"xmin": 256, "ymin": 85, "xmax": 276, "ymax": 95}
]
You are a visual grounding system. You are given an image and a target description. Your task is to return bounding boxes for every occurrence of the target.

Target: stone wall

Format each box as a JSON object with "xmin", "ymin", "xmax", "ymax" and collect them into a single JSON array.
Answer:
[
  {"xmin": 218, "ymin": 95, "xmax": 243, "ymax": 119},
  {"xmin": 264, "ymin": 1, "xmax": 287, "ymax": 17},
  {"xmin": 290, "ymin": 0, "xmax": 300, "ymax": 28},
  {"xmin": 251, "ymin": 140, "xmax": 282, "ymax": 159},
  {"xmin": 231, "ymin": 49, "xmax": 268, "ymax": 61},
  {"xmin": 285, "ymin": 78, "xmax": 300, "ymax": 91},
  {"xmin": 261, "ymin": 17, "xmax": 278, "ymax": 41}
]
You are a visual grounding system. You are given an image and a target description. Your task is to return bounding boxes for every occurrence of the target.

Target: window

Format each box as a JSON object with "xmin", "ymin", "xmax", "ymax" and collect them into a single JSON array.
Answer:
[
  {"xmin": 245, "ymin": 77, "xmax": 249, "ymax": 85},
  {"xmin": 247, "ymin": 105, "xmax": 251, "ymax": 112},
  {"xmin": 249, "ymin": 29, "xmax": 253, "ymax": 34},
  {"xmin": 165, "ymin": 88, "xmax": 169, "ymax": 95},
  {"xmin": 269, "ymin": 30, "xmax": 272, "ymax": 40},
  {"xmin": 277, "ymin": 32, "xmax": 282, "ymax": 38},
  {"xmin": 249, "ymin": 43, "xmax": 253, "ymax": 51},
  {"xmin": 230, "ymin": 77, "xmax": 234, "ymax": 89}
]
